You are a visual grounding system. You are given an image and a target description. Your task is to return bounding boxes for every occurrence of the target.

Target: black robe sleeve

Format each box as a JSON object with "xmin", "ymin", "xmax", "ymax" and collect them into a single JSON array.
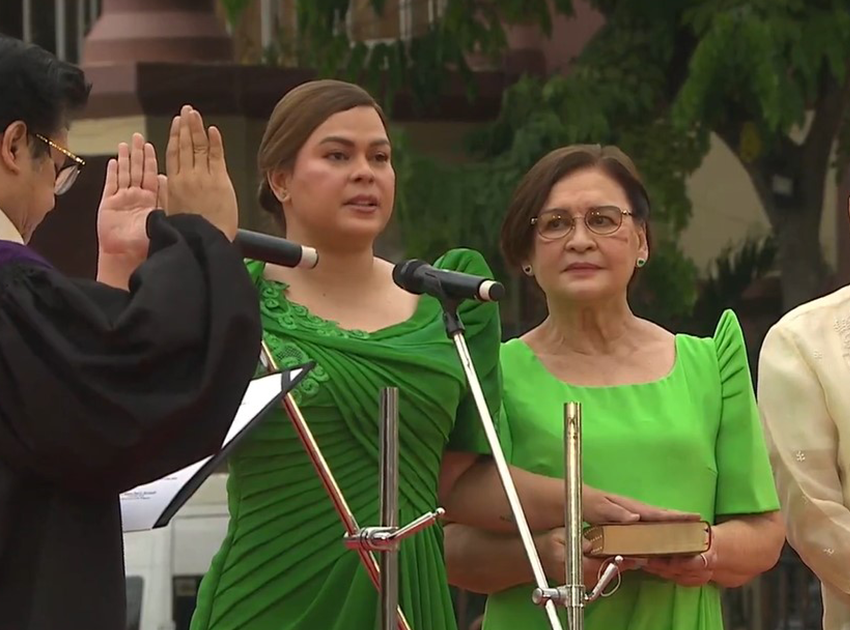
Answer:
[{"xmin": 0, "ymin": 211, "xmax": 262, "ymax": 495}]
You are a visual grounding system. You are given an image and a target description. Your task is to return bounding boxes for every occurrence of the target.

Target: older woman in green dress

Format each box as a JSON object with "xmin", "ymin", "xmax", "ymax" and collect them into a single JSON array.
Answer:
[{"xmin": 444, "ymin": 145, "xmax": 786, "ymax": 629}]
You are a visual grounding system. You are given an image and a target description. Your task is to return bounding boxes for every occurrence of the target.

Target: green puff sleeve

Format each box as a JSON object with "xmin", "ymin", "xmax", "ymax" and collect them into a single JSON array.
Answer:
[
  {"xmin": 713, "ymin": 309, "xmax": 781, "ymax": 516},
  {"xmin": 433, "ymin": 248, "xmax": 504, "ymax": 456}
]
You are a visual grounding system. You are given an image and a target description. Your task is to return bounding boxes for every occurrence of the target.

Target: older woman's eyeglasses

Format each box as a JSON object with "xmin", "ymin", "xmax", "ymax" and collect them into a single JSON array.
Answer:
[
  {"xmin": 34, "ymin": 134, "xmax": 86, "ymax": 195},
  {"xmin": 530, "ymin": 205, "xmax": 633, "ymax": 240}
]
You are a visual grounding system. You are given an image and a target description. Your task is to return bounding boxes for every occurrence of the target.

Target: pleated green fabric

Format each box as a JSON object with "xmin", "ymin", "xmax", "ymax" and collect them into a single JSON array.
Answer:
[{"xmin": 190, "ymin": 249, "xmax": 502, "ymax": 630}]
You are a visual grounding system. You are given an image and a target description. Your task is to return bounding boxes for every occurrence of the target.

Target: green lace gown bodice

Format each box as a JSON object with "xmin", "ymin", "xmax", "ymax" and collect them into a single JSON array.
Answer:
[{"xmin": 190, "ymin": 249, "xmax": 502, "ymax": 630}]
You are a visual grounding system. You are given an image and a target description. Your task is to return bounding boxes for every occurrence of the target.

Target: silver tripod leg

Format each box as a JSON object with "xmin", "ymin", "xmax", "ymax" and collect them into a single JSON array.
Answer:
[{"xmin": 380, "ymin": 388, "xmax": 399, "ymax": 630}]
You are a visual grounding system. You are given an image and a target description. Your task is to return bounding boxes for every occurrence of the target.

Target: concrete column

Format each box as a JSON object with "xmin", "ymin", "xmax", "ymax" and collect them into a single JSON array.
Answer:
[{"xmin": 82, "ymin": 0, "xmax": 232, "ymax": 64}]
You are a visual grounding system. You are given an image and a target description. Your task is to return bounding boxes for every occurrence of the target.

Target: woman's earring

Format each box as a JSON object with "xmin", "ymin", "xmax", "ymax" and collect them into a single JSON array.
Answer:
[
  {"xmin": 522, "ymin": 264, "xmax": 533, "ymax": 276},
  {"xmin": 636, "ymin": 258, "xmax": 647, "ymax": 268}
]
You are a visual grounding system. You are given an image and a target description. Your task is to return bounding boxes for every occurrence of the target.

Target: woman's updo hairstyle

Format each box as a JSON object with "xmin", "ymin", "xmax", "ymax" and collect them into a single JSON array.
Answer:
[{"xmin": 257, "ymin": 79, "xmax": 388, "ymax": 233}]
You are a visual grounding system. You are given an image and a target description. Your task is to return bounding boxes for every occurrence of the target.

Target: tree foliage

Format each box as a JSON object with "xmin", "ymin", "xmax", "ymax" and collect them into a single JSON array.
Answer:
[
  {"xmin": 666, "ymin": 0, "xmax": 850, "ymax": 310},
  {"xmin": 392, "ymin": 4, "xmax": 712, "ymax": 323},
  {"xmin": 469, "ymin": 0, "xmax": 850, "ymax": 312},
  {"xmin": 223, "ymin": 0, "xmax": 850, "ymax": 318},
  {"xmin": 222, "ymin": 0, "xmax": 575, "ymax": 110},
  {"xmin": 685, "ymin": 234, "xmax": 777, "ymax": 336},
  {"xmin": 535, "ymin": 0, "xmax": 850, "ymax": 311}
]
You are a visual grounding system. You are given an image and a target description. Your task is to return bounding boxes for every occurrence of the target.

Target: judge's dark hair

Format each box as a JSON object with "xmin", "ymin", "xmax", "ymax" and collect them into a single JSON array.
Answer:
[
  {"xmin": 500, "ymin": 144, "xmax": 652, "ymax": 269},
  {"xmin": 0, "ymin": 36, "xmax": 91, "ymax": 157},
  {"xmin": 257, "ymin": 79, "xmax": 388, "ymax": 233}
]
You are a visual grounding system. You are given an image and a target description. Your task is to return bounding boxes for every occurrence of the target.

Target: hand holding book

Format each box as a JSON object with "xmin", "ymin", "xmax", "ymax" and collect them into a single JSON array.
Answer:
[
  {"xmin": 537, "ymin": 527, "xmax": 643, "ymax": 587},
  {"xmin": 579, "ymin": 490, "xmax": 712, "ymax": 588},
  {"xmin": 582, "ymin": 519, "xmax": 714, "ymax": 587},
  {"xmin": 641, "ymin": 546, "xmax": 716, "ymax": 587}
]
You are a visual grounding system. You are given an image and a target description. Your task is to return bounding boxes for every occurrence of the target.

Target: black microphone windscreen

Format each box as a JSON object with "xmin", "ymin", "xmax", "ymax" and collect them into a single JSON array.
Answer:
[{"xmin": 392, "ymin": 259, "xmax": 427, "ymax": 292}]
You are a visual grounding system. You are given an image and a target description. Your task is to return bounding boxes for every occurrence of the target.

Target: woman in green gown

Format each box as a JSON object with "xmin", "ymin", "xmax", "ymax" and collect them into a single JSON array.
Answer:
[
  {"xmin": 185, "ymin": 84, "xmax": 688, "ymax": 630},
  {"xmin": 444, "ymin": 145, "xmax": 786, "ymax": 629}
]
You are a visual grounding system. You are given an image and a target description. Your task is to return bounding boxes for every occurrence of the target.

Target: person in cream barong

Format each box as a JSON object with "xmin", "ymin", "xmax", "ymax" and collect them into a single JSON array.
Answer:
[{"xmin": 759, "ymin": 198, "xmax": 850, "ymax": 630}]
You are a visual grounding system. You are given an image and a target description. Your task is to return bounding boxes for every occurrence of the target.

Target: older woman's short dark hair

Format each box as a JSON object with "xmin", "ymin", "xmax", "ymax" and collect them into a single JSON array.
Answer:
[{"xmin": 500, "ymin": 144, "xmax": 651, "ymax": 269}]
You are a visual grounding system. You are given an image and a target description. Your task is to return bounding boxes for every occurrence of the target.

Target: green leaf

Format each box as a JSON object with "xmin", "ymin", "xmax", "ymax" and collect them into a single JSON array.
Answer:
[{"xmin": 220, "ymin": 0, "xmax": 253, "ymax": 26}]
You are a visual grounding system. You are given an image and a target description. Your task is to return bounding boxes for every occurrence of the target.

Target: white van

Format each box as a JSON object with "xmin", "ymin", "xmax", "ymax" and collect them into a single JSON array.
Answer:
[{"xmin": 123, "ymin": 473, "xmax": 230, "ymax": 630}]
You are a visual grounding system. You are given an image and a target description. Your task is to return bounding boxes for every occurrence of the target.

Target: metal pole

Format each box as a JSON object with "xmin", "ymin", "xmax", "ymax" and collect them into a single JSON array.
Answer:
[
  {"xmin": 260, "ymin": 341, "xmax": 413, "ymax": 630},
  {"xmin": 76, "ymin": 0, "xmax": 85, "ymax": 61},
  {"xmin": 22, "ymin": 0, "xmax": 32, "ymax": 43},
  {"xmin": 379, "ymin": 388, "xmax": 399, "ymax": 630},
  {"xmin": 399, "ymin": 0, "xmax": 413, "ymax": 41},
  {"xmin": 450, "ymin": 332, "xmax": 564, "ymax": 630},
  {"xmin": 564, "ymin": 403, "xmax": 584, "ymax": 630},
  {"xmin": 260, "ymin": 0, "xmax": 274, "ymax": 50},
  {"xmin": 535, "ymin": 402, "xmax": 623, "ymax": 624},
  {"xmin": 55, "ymin": 0, "xmax": 68, "ymax": 60}
]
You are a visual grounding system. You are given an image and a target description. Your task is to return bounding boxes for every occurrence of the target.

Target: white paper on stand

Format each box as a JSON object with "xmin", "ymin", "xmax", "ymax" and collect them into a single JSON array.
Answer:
[{"xmin": 120, "ymin": 367, "xmax": 308, "ymax": 532}]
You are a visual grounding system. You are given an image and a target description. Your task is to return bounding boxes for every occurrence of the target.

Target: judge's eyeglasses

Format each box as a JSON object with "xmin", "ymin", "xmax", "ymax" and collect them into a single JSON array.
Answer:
[
  {"xmin": 531, "ymin": 205, "xmax": 633, "ymax": 240},
  {"xmin": 34, "ymin": 134, "xmax": 85, "ymax": 195}
]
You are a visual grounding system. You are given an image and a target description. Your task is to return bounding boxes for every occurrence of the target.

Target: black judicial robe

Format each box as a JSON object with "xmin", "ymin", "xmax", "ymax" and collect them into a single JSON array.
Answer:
[{"xmin": 0, "ymin": 211, "xmax": 262, "ymax": 630}]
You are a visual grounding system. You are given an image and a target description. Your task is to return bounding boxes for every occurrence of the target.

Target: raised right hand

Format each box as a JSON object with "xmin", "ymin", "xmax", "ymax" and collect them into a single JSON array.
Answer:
[
  {"xmin": 165, "ymin": 105, "xmax": 238, "ymax": 240},
  {"xmin": 96, "ymin": 132, "xmax": 165, "ymax": 259},
  {"xmin": 583, "ymin": 486, "xmax": 701, "ymax": 524}
]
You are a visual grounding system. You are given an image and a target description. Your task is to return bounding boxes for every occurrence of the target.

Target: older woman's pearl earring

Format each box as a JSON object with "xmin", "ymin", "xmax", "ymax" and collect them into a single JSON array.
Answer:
[
  {"xmin": 636, "ymin": 258, "xmax": 647, "ymax": 268},
  {"xmin": 522, "ymin": 265, "xmax": 533, "ymax": 276}
]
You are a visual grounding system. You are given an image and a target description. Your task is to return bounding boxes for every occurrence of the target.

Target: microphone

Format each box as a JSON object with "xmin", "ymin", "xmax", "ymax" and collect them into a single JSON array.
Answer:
[
  {"xmin": 392, "ymin": 259, "xmax": 505, "ymax": 303},
  {"xmin": 235, "ymin": 229, "xmax": 318, "ymax": 269}
]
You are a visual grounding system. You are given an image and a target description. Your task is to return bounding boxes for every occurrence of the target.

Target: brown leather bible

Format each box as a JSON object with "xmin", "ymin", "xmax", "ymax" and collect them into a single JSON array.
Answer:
[{"xmin": 583, "ymin": 521, "xmax": 712, "ymax": 557}]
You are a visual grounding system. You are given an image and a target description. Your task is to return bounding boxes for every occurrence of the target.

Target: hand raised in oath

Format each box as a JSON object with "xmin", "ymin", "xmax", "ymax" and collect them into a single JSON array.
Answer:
[
  {"xmin": 166, "ymin": 105, "xmax": 238, "ymax": 240},
  {"xmin": 96, "ymin": 132, "xmax": 167, "ymax": 260}
]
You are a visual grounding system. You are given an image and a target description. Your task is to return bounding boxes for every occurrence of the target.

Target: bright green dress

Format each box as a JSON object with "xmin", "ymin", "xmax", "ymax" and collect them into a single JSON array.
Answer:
[
  {"xmin": 190, "ymin": 249, "xmax": 501, "ymax": 630},
  {"xmin": 483, "ymin": 310, "xmax": 779, "ymax": 630}
]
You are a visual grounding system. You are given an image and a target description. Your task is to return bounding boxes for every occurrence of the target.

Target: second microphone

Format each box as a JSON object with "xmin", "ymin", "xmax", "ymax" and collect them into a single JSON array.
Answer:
[
  {"xmin": 235, "ymin": 230, "xmax": 319, "ymax": 269},
  {"xmin": 392, "ymin": 259, "xmax": 505, "ymax": 303}
]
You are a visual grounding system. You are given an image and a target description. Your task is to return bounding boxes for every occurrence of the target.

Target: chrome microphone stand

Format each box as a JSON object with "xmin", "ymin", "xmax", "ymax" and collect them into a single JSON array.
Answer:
[
  {"xmin": 435, "ymin": 297, "xmax": 565, "ymax": 630},
  {"xmin": 435, "ymin": 290, "xmax": 624, "ymax": 630},
  {"xmin": 260, "ymin": 342, "xmax": 442, "ymax": 630},
  {"xmin": 532, "ymin": 403, "xmax": 624, "ymax": 629}
]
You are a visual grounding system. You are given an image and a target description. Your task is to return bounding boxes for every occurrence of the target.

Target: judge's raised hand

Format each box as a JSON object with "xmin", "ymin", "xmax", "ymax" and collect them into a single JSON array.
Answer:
[
  {"xmin": 166, "ymin": 105, "xmax": 238, "ymax": 240},
  {"xmin": 97, "ymin": 132, "xmax": 167, "ymax": 260},
  {"xmin": 583, "ymin": 486, "xmax": 701, "ymax": 524}
]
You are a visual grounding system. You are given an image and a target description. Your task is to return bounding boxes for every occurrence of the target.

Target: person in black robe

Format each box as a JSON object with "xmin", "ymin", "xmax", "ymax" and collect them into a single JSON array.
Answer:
[{"xmin": 0, "ymin": 36, "xmax": 262, "ymax": 629}]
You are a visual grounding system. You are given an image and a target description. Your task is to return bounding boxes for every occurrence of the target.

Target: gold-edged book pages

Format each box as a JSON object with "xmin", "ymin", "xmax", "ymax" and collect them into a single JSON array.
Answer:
[{"xmin": 583, "ymin": 521, "xmax": 711, "ymax": 558}]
